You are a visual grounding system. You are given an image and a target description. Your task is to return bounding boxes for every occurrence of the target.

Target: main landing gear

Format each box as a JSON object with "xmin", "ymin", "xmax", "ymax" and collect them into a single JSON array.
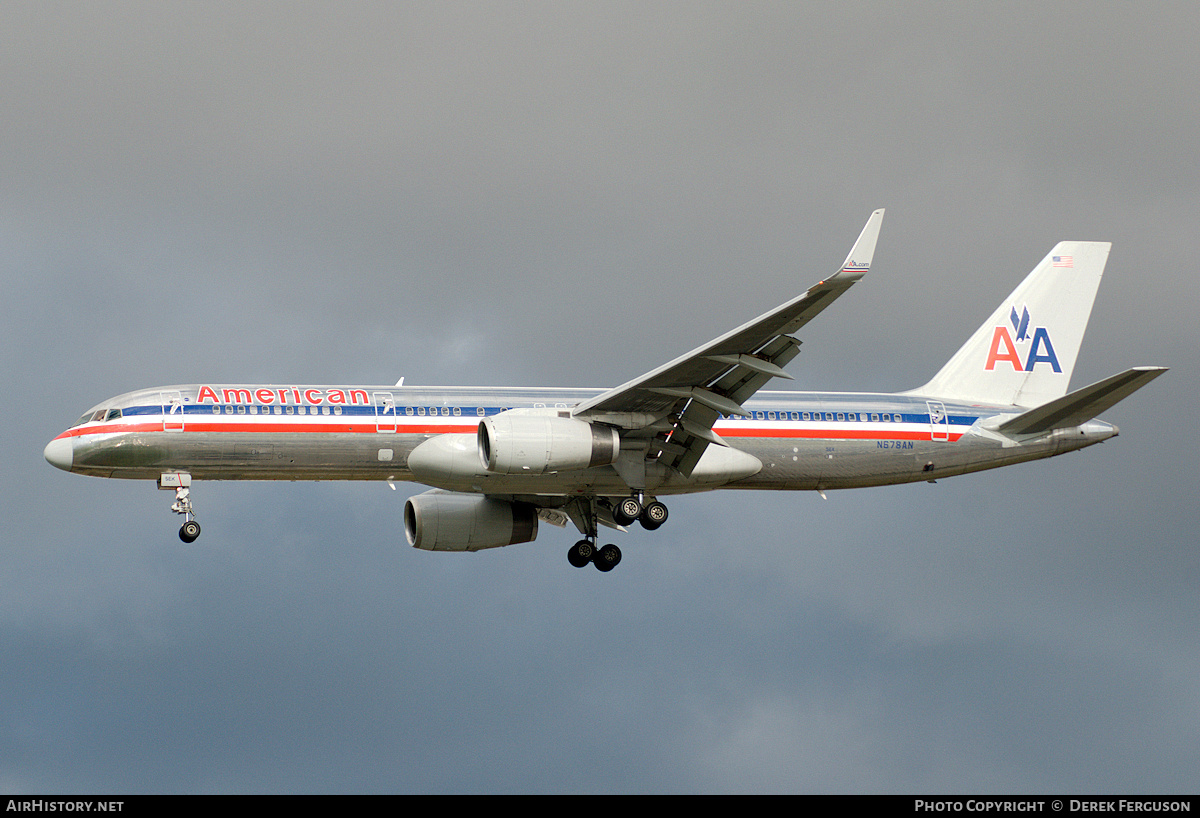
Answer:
[
  {"xmin": 160, "ymin": 473, "xmax": 201, "ymax": 543},
  {"xmin": 564, "ymin": 495, "xmax": 669, "ymax": 572},
  {"xmin": 610, "ymin": 495, "xmax": 669, "ymax": 530},
  {"xmin": 568, "ymin": 539, "xmax": 622, "ymax": 572}
]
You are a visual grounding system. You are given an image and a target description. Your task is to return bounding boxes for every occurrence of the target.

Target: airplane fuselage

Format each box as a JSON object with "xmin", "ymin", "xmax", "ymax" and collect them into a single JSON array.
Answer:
[
  {"xmin": 42, "ymin": 213, "xmax": 1162, "ymax": 569},
  {"xmin": 46, "ymin": 383, "xmax": 1117, "ymax": 496}
]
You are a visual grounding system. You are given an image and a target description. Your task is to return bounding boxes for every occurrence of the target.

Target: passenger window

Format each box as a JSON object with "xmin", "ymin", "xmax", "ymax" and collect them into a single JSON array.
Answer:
[
  {"xmin": 334, "ymin": 406, "xmax": 342, "ymax": 415},
  {"xmin": 237, "ymin": 405, "xmax": 246, "ymax": 415},
  {"xmin": 405, "ymin": 407, "xmax": 414, "ymax": 415},
  {"xmin": 417, "ymin": 407, "xmax": 425, "ymax": 416},
  {"xmin": 453, "ymin": 407, "xmax": 461, "ymax": 416},
  {"xmin": 837, "ymin": 413, "xmax": 845, "ymax": 422}
]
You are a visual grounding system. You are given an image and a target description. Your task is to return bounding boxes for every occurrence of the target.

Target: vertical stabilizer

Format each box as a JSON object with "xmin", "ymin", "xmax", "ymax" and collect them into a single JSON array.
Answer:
[{"xmin": 912, "ymin": 241, "xmax": 1110, "ymax": 407}]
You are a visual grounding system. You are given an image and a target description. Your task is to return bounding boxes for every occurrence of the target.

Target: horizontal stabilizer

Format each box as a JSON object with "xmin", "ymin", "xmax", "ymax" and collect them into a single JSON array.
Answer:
[{"xmin": 996, "ymin": 366, "xmax": 1167, "ymax": 436}]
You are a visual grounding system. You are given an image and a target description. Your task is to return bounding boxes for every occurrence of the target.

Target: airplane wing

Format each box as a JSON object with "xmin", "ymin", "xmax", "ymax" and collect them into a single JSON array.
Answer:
[{"xmin": 573, "ymin": 209, "xmax": 885, "ymax": 477}]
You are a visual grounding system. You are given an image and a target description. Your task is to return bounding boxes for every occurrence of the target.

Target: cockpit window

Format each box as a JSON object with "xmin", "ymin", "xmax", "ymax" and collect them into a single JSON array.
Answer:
[{"xmin": 72, "ymin": 406, "xmax": 122, "ymax": 427}]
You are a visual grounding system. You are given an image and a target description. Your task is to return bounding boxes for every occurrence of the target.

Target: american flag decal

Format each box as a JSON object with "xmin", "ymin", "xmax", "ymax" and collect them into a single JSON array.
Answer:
[{"xmin": 1052, "ymin": 255, "xmax": 1074, "ymax": 268}]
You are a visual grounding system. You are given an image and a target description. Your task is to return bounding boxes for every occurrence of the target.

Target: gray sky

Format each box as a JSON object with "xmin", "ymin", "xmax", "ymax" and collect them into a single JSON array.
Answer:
[{"xmin": 3, "ymin": 2, "xmax": 1197, "ymax": 793}]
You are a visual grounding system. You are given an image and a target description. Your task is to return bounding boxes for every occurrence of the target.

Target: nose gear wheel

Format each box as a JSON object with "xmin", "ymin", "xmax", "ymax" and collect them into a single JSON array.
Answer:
[{"xmin": 168, "ymin": 484, "xmax": 201, "ymax": 543}]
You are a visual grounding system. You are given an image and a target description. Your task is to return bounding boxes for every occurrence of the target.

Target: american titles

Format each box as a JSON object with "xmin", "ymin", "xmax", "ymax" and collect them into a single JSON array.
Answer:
[{"xmin": 197, "ymin": 386, "xmax": 370, "ymax": 406}]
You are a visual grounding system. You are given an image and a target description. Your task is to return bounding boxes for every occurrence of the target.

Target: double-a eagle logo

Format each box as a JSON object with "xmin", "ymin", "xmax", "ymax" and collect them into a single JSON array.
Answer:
[{"xmin": 985, "ymin": 305, "xmax": 1062, "ymax": 373}]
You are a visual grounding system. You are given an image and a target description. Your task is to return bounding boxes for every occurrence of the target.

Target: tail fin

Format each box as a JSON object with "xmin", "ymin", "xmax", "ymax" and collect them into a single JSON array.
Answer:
[{"xmin": 911, "ymin": 241, "xmax": 1111, "ymax": 407}]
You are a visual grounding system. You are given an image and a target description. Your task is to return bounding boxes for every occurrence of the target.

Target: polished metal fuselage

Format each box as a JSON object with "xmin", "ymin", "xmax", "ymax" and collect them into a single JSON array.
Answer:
[{"xmin": 47, "ymin": 383, "xmax": 1117, "ymax": 495}]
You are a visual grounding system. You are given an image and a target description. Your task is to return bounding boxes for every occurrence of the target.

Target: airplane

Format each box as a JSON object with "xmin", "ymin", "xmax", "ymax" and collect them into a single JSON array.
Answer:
[{"xmin": 44, "ymin": 210, "xmax": 1166, "ymax": 572}]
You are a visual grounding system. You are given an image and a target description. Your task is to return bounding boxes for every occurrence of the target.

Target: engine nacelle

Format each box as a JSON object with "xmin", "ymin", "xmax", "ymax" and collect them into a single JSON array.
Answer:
[
  {"xmin": 478, "ymin": 415, "xmax": 620, "ymax": 475},
  {"xmin": 404, "ymin": 491, "xmax": 538, "ymax": 552}
]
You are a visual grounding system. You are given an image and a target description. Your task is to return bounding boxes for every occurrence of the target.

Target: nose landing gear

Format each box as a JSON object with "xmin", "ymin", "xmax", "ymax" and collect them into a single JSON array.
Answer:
[
  {"xmin": 178, "ymin": 515, "xmax": 201, "ymax": 543},
  {"xmin": 159, "ymin": 473, "xmax": 201, "ymax": 543}
]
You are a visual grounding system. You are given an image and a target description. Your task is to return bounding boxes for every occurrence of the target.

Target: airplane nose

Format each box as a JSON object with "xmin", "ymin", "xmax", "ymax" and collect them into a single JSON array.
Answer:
[{"xmin": 44, "ymin": 437, "xmax": 73, "ymax": 471}]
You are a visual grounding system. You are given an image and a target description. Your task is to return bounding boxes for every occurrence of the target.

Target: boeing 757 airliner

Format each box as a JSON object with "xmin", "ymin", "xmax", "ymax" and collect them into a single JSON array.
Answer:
[{"xmin": 44, "ymin": 210, "xmax": 1165, "ymax": 572}]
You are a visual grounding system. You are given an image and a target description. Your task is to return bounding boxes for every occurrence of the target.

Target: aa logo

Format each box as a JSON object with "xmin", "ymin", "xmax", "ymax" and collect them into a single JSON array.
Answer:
[{"xmin": 985, "ymin": 306, "xmax": 1062, "ymax": 372}]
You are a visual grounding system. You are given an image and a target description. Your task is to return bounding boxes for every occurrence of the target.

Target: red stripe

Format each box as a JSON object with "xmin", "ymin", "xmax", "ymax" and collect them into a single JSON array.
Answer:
[
  {"xmin": 719, "ymin": 427, "xmax": 961, "ymax": 442},
  {"xmin": 57, "ymin": 422, "xmax": 482, "ymax": 438},
  {"xmin": 60, "ymin": 422, "xmax": 960, "ymax": 443}
]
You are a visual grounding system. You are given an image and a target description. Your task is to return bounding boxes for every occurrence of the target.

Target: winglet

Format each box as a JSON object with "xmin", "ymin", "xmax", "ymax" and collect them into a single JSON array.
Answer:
[{"xmin": 834, "ymin": 208, "xmax": 885, "ymax": 281}]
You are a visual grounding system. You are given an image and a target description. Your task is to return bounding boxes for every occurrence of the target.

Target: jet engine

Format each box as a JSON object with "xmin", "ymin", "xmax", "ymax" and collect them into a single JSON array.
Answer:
[
  {"xmin": 478, "ymin": 415, "xmax": 619, "ymax": 474},
  {"xmin": 404, "ymin": 490, "xmax": 538, "ymax": 552}
]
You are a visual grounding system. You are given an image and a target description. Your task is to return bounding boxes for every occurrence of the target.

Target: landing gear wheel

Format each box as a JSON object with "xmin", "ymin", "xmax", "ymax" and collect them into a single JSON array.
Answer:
[
  {"xmin": 168, "ymin": 480, "xmax": 200, "ymax": 543},
  {"xmin": 639, "ymin": 501, "xmax": 668, "ymax": 531},
  {"xmin": 613, "ymin": 497, "xmax": 642, "ymax": 525},
  {"xmin": 567, "ymin": 539, "xmax": 594, "ymax": 568},
  {"xmin": 594, "ymin": 543, "xmax": 622, "ymax": 572}
]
